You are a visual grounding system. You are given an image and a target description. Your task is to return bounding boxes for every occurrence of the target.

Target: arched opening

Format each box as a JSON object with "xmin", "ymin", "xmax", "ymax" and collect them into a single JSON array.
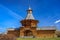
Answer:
[{"xmin": 24, "ymin": 30, "xmax": 33, "ymax": 36}]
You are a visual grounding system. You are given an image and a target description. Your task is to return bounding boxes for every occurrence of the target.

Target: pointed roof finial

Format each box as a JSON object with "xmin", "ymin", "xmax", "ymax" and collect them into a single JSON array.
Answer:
[
  {"xmin": 28, "ymin": 0, "xmax": 32, "ymax": 10},
  {"xmin": 29, "ymin": 5, "xmax": 31, "ymax": 10}
]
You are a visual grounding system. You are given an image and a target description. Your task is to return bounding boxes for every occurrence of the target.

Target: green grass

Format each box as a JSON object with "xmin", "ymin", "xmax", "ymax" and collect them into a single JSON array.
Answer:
[{"xmin": 17, "ymin": 38, "xmax": 60, "ymax": 40}]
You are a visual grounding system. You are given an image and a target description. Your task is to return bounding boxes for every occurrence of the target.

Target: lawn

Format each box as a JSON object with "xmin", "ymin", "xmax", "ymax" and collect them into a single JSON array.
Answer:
[{"xmin": 17, "ymin": 38, "xmax": 60, "ymax": 40}]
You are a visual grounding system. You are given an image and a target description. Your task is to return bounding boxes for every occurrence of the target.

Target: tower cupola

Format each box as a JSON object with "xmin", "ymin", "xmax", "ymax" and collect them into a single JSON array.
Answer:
[{"xmin": 26, "ymin": 6, "xmax": 35, "ymax": 20}]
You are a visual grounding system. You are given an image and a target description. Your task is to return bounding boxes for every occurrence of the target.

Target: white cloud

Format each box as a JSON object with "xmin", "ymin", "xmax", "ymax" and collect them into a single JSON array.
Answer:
[
  {"xmin": 55, "ymin": 20, "xmax": 60, "ymax": 24},
  {"xmin": 0, "ymin": 5, "xmax": 23, "ymax": 20}
]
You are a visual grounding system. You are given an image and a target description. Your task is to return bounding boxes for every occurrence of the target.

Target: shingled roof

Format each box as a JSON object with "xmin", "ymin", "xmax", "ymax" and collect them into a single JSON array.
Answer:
[{"xmin": 37, "ymin": 26, "xmax": 56, "ymax": 30}]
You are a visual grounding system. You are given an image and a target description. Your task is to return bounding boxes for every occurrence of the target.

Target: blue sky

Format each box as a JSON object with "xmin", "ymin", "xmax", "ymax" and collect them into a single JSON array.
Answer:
[{"xmin": 0, "ymin": 0, "xmax": 60, "ymax": 33}]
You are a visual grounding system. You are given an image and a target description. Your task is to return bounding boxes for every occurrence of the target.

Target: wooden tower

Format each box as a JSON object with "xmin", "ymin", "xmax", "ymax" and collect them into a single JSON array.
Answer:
[{"xmin": 20, "ymin": 7, "xmax": 39, "ymax": 37}]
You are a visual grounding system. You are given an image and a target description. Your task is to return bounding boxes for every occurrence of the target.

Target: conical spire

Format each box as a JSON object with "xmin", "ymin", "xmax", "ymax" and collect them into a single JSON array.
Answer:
[{"xmin": 26, "ymin": 6, "xmax": 35, "ymax": 20}]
